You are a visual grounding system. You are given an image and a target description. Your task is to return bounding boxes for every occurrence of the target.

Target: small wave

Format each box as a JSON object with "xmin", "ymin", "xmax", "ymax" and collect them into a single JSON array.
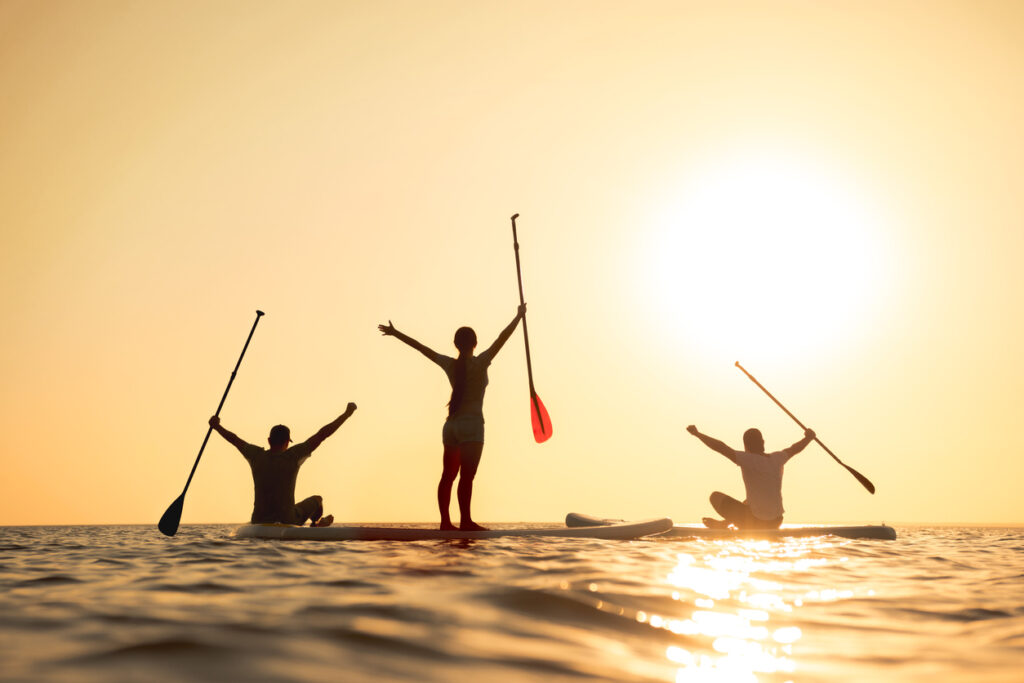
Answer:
[
  {"xmin": 159, "ymin": 550, "xmax": 231, "ymax": 564},
  {"xmin": 896, "ymin": 607, "xmax": 1014, "ymax": 623},
  {"xmin": 996, "ymin": 631, "xmax": 1024, "ymax": 647},
  {"xmin": 66, "ymin": 637, "xmax": 233, "ymax": 662},
  {"xmin": 40, "ymin": 542, "xmax": 90, "ymax": 550},
  {"xmin": 297, "ymin": 602, "xmax": 438, "ymax": 624},
  {"xmin": 144, "ymin": 581, "xmax": 241, "ymax": 594},
  {"xmin": 0, "ymin": 614, "xmax": 69, "ymax": 631},
  {"xmin": 94, "ymin": 613, "xmax": 177, "ymax": 627},
  {"xmin": 316, "ymin": 626, "xmax": 458, "ymax": 661},
  {"xmin": 394, "ymin": 566, "xmax": 478, "ymax": 578},
  {"xmin": 86, "ymin": 557, "xmax": 130, "ymax": 567},
  {"xmin": 15, "ymin": 575, "xmax": 82, "ymax": 586},
  {"xmin": 956, "ymin": 608, "xmax": 1014, "ymax": 621},
  {"xmin": 311, "ymin": 578, "xmax": 385, "ymax": 590},
  {"xmin": 925, "ymin": 556, "xmax": 980, "ymax": 570},
  {"xmin": 490, "ymin": 654, "xmax": 594, "ymax": 679},
  {"xmin": 481, "ymin": 586, "xmax": 691, "ymax": 645}
]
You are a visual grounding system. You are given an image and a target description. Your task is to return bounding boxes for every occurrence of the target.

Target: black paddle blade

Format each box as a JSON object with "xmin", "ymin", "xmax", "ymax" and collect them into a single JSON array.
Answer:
[
  {"xmin": 158, "ymin": 493, "xmax": 184, "ymax": 537},
  {"xmin": 847, "ymin": 465, "xmax": 876, "ymax": 494}
]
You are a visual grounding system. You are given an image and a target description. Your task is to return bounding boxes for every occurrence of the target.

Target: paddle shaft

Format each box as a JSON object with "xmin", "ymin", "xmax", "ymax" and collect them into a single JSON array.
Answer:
[
  {"xmin": 180, "ymin": 310, "xmax": 265, "ymax": 494},
  {"xmin": 735, "ymin": 361, "xmax": 875, "ymax": 493},
  {"xmin": 510, "ymin": 214, "xmax": 538, "ymax": 398}
]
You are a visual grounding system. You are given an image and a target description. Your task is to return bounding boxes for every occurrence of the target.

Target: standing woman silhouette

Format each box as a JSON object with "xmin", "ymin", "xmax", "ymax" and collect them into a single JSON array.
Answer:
[{"xmin": 379, "ymin": 304, "xmax": 526, "ymax": 530}]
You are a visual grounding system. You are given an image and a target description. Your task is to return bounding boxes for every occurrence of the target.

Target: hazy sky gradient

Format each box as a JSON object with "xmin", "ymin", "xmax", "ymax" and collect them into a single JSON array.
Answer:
[{"xmin": 2, "ymin": 1, "xmax": 1022, "ymax": 525}]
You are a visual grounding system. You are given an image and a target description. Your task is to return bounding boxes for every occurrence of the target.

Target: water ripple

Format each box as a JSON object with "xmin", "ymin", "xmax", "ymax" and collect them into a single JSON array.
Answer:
[{"xmin": 0, "ymin": 524, "xmax": 1020, "ymax": 682}]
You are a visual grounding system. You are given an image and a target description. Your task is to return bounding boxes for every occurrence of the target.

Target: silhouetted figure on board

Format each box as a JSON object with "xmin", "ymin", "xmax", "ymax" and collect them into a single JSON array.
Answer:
[
  {"xmin": 209, "ymin": 403, "xmax": 357, "ymax": 527},
  {"xmin": 379, "ymin": 305, "xmax": 526, "ymax": 531},
  {"xmin": 687, "ymin": 425, "xmax": 815, "ymax": 529}
]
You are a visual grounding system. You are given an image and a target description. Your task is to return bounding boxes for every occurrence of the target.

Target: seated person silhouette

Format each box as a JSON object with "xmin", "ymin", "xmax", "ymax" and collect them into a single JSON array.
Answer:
[
  {"xmin": 687, "ymin": 424, "xmax": 814, "ymax": 529},
  {"xmin": 209, "ymin": 403, "xmax": 356, "ymax": 527}
]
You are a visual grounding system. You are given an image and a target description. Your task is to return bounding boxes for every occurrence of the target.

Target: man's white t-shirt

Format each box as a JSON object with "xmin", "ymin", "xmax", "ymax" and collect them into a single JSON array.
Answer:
[{"xmin": 732, "ymin": 449, "xmax": 797, "ymax": 520}]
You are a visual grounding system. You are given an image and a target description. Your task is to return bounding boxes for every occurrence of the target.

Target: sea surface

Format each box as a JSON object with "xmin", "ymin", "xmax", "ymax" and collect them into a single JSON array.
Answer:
[{"xmin": 0, "ymin": 524, "xmax": 1021, "ymax": 682}]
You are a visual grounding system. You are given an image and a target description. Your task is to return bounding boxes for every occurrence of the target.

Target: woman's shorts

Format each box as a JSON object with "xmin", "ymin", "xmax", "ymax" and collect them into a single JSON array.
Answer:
[{"xmin": 442, "ymin": 415, "xmax": 485, "ymax": 446}]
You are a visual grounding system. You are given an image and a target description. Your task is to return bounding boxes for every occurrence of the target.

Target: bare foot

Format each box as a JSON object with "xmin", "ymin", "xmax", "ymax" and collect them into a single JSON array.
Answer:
[
  {"xmin": 312, "ymin": 514, "xmax": 334, "ymax": 528},
  {"xmin": 460, "ymin": 521, "xmax": 488, "ymax": 531},
  {"xmin": 702, "ymin": 517, "xmax": 729, "ymax": 529},
  {"xmin": 440, "ymin": 521, "xmax": 458, "ymax": 531}
]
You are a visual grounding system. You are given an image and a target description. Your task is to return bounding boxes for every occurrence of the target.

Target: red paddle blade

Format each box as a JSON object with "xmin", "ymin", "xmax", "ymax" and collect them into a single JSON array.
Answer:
[{"xmin": 530, "ymin": 393, "xmax": 552, "ymax": 443}]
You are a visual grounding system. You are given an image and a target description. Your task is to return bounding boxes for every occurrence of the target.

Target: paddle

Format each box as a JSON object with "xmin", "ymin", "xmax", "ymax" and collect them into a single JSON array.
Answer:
[
  {"xmin": 158, "ymin": 310, "xmax": 265, "ymax": 536},
  {"xmin": 510, "ymin": 213, "xmax": 552, "ymax": 443},
  {"xmin": 735, "ymin": 361, "xmax": 875, "ymax": 494}
]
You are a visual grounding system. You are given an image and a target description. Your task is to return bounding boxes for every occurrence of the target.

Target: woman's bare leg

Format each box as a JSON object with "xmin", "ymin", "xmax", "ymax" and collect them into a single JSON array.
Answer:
[
  {"xmin": 438, "ymin": 446, "xmax": 461, "ymax": 530},
  {"xmin": 456, "ymin": 442, "xmax": 485, "ymax": 530}
]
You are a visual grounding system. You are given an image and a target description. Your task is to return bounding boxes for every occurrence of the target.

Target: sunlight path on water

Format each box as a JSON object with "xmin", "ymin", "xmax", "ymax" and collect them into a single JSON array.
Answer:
[{"xmin": 646, "ymin": 537, "xmax": 868, "ymax": 682}]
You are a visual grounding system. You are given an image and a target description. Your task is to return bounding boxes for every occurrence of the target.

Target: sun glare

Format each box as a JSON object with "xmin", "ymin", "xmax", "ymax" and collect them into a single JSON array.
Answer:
[{"xmin": 641, "ymin": 155, "xmax": 888, "ymax": 364}]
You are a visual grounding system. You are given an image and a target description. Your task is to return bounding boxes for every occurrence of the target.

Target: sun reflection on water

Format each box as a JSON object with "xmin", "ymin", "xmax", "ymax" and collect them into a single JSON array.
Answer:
[{"xmin": 646, "ymin": 538, "xmax": 858, "ymax": 681}]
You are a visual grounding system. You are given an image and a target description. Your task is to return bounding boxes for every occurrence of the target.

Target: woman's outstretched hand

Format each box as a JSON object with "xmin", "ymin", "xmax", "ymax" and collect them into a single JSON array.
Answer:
[
  {"xmin": 517, "ymin": 303, "xmax": 527, "ymax": 318},
  {"xmin": 378, "ymin": 320, "xmax": 396, "ymax": 336}
]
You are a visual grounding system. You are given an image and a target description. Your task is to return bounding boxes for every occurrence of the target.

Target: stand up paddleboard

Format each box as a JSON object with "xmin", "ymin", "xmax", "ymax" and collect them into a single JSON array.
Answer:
[
  {"xmin": 234, "ymin": 517, "xmax": 673, "ymax": 542},
  {"xmin": 565, "ymin": 513, "xmax": 896, "ymax": 540}
]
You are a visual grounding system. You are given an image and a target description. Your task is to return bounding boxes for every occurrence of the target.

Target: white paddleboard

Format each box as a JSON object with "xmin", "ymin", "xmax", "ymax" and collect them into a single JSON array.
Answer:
[
  {"xmin": 565, "ymin": 513, "xmax": 896, "ymax": 540},
  {"xmin": 234, "ymin": 517, "xmax": 673, "ymax": 541}
]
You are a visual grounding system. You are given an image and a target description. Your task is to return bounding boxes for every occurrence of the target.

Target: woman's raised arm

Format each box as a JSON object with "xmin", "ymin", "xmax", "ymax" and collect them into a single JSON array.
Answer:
[
  {"xmin": 482, "ymin": 304, "xmax": 526, "ymax": 359},
  {"xmin": 379, "ymin": 320, "xmax": 439, "ymax": 361}
]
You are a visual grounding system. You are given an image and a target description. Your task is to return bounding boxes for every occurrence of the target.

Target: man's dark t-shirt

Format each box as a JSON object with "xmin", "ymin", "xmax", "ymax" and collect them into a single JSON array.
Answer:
[{"xmin": 238, "ymin": 441, "xmax": 314, "ymax": 523}]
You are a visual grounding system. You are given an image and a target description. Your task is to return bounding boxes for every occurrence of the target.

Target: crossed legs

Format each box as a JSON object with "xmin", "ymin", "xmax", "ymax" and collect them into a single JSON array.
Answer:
[
  {"xmin": 294, "ymin": 495, "xmax": 334, "ymax": 527},
  {"xmin": 706, "ymin": 491, "xmax": 782, "ymax": 530}
]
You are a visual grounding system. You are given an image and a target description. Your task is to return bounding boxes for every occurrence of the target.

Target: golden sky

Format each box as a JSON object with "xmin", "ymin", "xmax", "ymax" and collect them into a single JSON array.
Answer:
[{"xmin": 2, "ymin": 1, "xmax": 1022, "ymax": 525}]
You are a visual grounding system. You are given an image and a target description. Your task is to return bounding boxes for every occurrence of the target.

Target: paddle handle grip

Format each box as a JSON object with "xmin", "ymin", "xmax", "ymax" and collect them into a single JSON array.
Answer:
[
  {"xmin": 211, "ymin": 310, "xmax": 264, "ymax": 418},
  {"xmin": 735, "ymin": 362, "xmax": 809, "ymax": 428},
  {"xmin": 735, "ymin": 361, "xmax": 831, "ymax": 451},
  {"xmin": 511, "ymin": 214, "xmax": 537, "ymax": 396},
  {"xmin": 735, "ymin": 361, "xmax": 875, "ymax": 493},
  {"xmin": 182, "ymin": 310, "xmax": 265, "ymax": 493}
]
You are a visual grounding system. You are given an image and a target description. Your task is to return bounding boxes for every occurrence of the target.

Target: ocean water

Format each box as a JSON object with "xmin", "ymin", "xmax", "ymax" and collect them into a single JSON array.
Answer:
[{"xmin": 0, "ymin": 525, "xmax": 1021, "ymax": 682}]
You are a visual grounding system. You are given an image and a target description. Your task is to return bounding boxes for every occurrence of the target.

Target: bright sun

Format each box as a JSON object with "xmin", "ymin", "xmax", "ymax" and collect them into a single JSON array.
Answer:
[{"xmin": 642, "ymin": 155, "xmax": 889, "ymax": 365}]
